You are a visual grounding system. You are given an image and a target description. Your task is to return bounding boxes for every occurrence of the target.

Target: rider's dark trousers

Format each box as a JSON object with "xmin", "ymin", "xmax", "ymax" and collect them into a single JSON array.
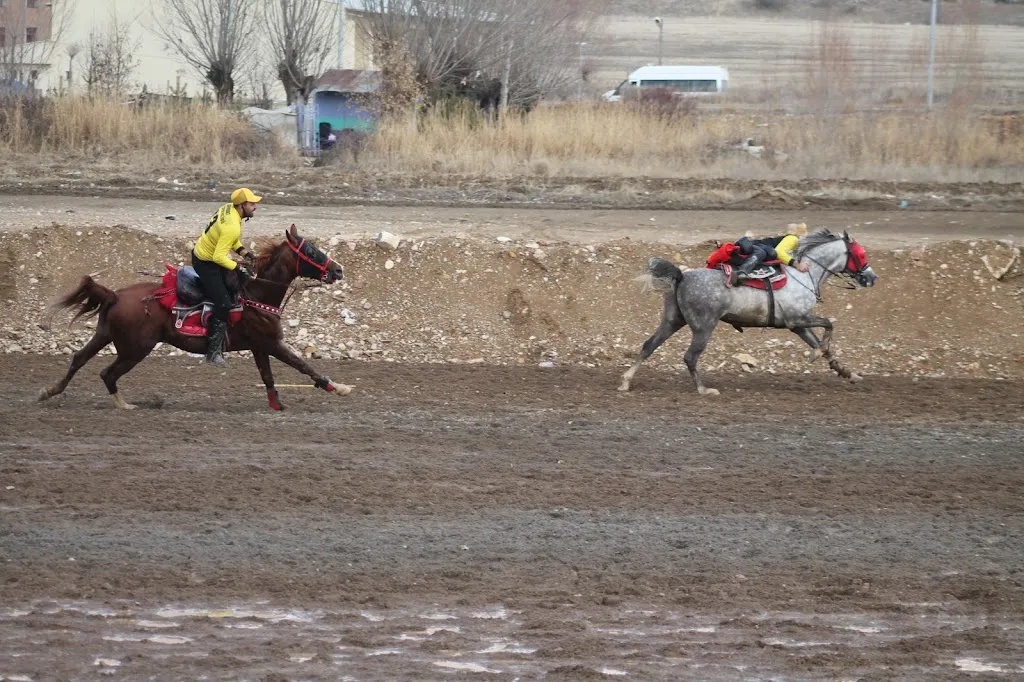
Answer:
[
  {"xmin": 734, "ymin": 236, "xmax": 778, "ymax": 263},
  {"xmin": 191, "ymin": 250, "xmax": 233, "ymax": 322}
]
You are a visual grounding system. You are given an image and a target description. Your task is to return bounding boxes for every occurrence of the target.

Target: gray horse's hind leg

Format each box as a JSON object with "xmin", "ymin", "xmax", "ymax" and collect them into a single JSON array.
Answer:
[
  {"xmin": 619, "ymin": 295, "xmax": 685, "ymax": 392},
  {"xmin": 683, "ymin": 325, "xmax": 720, "ymax": 396}
]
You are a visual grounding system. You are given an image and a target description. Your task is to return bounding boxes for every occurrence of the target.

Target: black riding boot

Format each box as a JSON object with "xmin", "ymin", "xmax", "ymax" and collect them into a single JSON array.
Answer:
[
  {"xmin": 206, "ymin": 318, "xmax": 228, "ymax": 368},
  {"xmin": 731, "ymin": 253, "xmax": 764, "ymax": 286}
]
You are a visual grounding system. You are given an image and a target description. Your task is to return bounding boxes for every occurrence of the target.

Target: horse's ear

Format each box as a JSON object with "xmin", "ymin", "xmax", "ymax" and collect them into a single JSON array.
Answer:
[
  {"xmin": 286, "ymin": 224, "xmax": 298, "ymax": 243},
  {"xmin": 843, "ymin": 230, "xmax": 850, "ymax": 241}
]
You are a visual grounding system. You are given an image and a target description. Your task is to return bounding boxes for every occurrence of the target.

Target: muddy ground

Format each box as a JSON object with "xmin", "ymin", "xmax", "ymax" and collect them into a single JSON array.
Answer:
[{"xmin": 2, "ymin": 357, "xmax": 1024, "ymax": 680}]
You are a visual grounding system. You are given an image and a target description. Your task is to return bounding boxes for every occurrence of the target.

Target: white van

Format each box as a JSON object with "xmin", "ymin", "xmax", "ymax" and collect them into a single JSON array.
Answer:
[{"xmin": 603, "ymin": 65, "xmax": 730, "ymax": 102}]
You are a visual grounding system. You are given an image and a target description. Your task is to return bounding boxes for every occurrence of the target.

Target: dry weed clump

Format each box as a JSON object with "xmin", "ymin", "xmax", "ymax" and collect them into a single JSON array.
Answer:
[{"xmin": 0, "ymin": 96, "xmax": 285, "ymax": 164}]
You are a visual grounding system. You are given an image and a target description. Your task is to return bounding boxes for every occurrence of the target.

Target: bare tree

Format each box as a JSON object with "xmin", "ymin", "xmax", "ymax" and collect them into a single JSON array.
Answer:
[
  {"xmin": 356, "ymin": 0, "xmax": 605, "ymax": 111},
  {"xmin": 238, "ymin": 56, "xmax": 276, "ymax": 108},
  {"xmin": 155, "ymin": 0, "xmax": 259, "ymax": 104},
  {"xmin": 0, "ymin": 0, "xmax": 77, "ymax": 92},
  {"xmin": 263, "ymin": 0, "xmax": 338, "ymax": 106},
  {"xmin": 82, "ymin": 14, "xmax": 141, "ymax": 98}
]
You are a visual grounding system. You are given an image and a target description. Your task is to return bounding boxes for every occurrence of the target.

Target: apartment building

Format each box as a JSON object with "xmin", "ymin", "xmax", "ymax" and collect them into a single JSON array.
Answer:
[{"xmin": 0, "ymin": 0, "xmax": 55, "ymax": 89}]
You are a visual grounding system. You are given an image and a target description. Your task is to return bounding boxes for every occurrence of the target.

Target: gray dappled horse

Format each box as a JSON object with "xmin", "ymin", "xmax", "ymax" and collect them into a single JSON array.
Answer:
[{"xmin": 619, "ymin": 229, "xmax": 878, "ymax": 395}]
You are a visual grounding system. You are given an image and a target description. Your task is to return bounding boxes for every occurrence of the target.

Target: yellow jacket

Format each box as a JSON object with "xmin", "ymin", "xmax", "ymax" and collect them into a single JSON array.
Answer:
[
  {"xmin": 194, "ymin": 203, "xmax": 243, "ymax": 270},
  {"xmin": 752, "ymin": 234, "xmax": 801, "ymax": 265},
  {"xmin": 774, "ymin": 234, "xmax": 800, "ymax": 265}
]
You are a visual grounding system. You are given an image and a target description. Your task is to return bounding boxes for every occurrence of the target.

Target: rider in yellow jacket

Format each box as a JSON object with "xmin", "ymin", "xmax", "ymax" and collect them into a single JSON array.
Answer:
[{"xmin": 191, "ymin": 188, "xmax": 261, "ymax": 367}]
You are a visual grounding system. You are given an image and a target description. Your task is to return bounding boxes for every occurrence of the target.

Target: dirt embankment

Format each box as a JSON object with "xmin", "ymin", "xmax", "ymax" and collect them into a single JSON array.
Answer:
[{"xmin": 1, "ymin": 224, "xmax": 1021, "ymax": 380}]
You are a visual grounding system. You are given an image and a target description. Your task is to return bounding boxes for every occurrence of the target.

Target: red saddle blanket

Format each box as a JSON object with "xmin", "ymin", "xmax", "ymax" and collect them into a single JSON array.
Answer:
[{"xmin": 152, "ymin": 265, "xmax": 242, "ymax": 337}]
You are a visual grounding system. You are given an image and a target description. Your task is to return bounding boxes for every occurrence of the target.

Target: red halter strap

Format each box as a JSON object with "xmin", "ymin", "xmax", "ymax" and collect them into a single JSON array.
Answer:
[{"xmin": 289, "ymin": 238, "xmax": 334, "ymax": 282}]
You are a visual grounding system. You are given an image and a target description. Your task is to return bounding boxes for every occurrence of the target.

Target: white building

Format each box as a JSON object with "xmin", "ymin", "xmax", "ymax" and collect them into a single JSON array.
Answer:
[{"xmin": 39, "ymin": 0, "xmax": 375, "ymax": 100}]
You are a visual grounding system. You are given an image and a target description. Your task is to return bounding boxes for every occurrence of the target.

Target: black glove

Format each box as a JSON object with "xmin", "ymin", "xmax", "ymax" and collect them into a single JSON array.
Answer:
[
  {"xmin": 241, "ymin": 250, "xmax": 255, "ymax": 265},
  {"xmin": 236, "ymin": 264, "xmax": 254, "ymax": 282}
]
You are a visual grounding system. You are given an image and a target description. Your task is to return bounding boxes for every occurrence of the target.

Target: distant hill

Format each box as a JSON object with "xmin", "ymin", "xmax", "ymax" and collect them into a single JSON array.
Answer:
[{"xmin": 606, "ymin": 0, "xmax": 1024, "ymax": 27}]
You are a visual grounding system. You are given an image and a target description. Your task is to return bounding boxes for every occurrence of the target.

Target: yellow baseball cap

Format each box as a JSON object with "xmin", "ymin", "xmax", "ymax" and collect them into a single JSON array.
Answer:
[{"xmin": 231, "ymin": 188, "xmax": 262, "ymax": 205}]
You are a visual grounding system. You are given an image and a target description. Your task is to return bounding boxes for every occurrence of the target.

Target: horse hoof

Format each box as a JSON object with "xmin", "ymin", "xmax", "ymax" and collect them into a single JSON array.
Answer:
[
  {"xmin": 809, "ymin": 349, "xmax": 821, "ymax": 363},
  {"xmin": 111, "ymin": 394, "xmax": 137, "ymax": 410},
  {"xmin": 849, "ymin": 373, "xmax": 863, "ymax": 383},
  {"xmin": 38, "ymin": 389, "xmax": 51, "ymax": 402},
  {"xmin": 617, "ymin": 382, "xmax": 631, "ymax": 392},
  {"xmin": 328, "ymin": 382, "xmax": 354, "ymax": 396},
  {"xmin": 699, "ymin": 387, "xmax": 720, "ymax": 396}
]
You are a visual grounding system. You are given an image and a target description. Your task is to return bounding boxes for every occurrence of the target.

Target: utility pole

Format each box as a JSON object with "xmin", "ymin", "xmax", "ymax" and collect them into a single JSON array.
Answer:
[
  {"xmin": 927, "ymin": 0, "xmax": 937, "ymax": 109},
  {"xmin": 654, "ymin": 17, "xmax": 663, "ymax": 66},
  {"xmin": 500, "ymin": 39, "xmax": 512, "ymax": 114},
  {"xmin": 337, "ymin": 0, "xmax": 346, "ymax": 69},
  {"xmin": 578, "ymin": 42, "xmax": 586, "ymax": 101}
]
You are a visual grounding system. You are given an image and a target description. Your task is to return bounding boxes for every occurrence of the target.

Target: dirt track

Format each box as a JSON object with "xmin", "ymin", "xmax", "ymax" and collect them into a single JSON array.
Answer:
[
  {"xmin": 2, "ymin": 194, "xmax": 1024, "ymax": 247},
  {"xmin": 2, "ymin": 356, "xmax": 1023, "ymax": 680},
  {"xmin": 2, "ymin": 196, "xmax": 1024, "ymax": 679}
]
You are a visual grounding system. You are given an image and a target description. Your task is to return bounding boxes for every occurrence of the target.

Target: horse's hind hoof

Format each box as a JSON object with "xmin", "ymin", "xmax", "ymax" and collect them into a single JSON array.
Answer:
[
  {"xmin": 698, "ymin": 387, "xmax": 720, "ymax": 396},
  {"xmin": 617, "ymin": 382, "xmax": 631, "ymax": 392},
  {"xmin": 38, "ymin": 389, "xmax": 51, "ymax": 402},
  {"xmin": 849, "ymin": 373, "xmax": 863, "ymax": 383}
]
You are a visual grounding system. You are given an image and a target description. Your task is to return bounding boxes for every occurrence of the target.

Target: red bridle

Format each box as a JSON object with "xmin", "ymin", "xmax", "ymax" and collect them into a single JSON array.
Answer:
[{"xmin": 288, "ymin": 238, "xmax": 335, "ymax": 283}]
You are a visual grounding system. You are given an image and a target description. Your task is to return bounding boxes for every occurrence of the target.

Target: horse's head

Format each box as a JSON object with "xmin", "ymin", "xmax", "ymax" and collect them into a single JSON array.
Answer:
[
  {"xmin": 842, "ymin": 232, "xmax": 877, "ymax": 288},
  {"xmin": 799, "ymin": 229, "xmax": 877, "ymax": 288},
  {"xmin": 285, "ymin": 224, "xmax": 344, "ymax": 284}
]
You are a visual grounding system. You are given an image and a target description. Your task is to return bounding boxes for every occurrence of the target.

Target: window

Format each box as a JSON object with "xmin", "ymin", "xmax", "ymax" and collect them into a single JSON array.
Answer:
[
  {"xmin": 639, "ymin": 79, "xmax": 719, "ymax": 93},
  {"xmin": 29, "ymin": 69, "xmax": 39, "ymax": 83},
  {"xmin": 26, "ymin": 27, "xmax": 37, "ymax": 43}
]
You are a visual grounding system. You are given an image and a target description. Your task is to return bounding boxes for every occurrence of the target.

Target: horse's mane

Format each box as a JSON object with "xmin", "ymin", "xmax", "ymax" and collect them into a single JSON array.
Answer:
[
  {"xmin": 251, "ymin": 236, "xmax": 287, "ymax": 273},
  {"xmin": 796, "ymin": 229, "xmax": 843, "ymax": 260}
]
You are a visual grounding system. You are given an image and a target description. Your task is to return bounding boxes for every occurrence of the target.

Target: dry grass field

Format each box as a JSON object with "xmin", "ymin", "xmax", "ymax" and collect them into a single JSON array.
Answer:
[{"xmin": 589, "ymin": 15, "xmax": 1024, "ymax": 106}]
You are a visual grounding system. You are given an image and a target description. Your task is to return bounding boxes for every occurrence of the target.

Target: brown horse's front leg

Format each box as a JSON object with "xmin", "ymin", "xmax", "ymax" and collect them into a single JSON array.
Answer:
[
  {"xmin": 270, "ymin": 342, "xmax": 354, "ymax": 396},
  {"xmin": 252, "ymin": 349, "xmax": 283, "ymax": 411}
]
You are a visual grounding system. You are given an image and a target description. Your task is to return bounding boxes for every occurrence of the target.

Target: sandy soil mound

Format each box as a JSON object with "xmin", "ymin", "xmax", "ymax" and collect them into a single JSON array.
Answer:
[{"xmin": 0, "ymin": 224, "xmax": 1021, "ymax": 380}]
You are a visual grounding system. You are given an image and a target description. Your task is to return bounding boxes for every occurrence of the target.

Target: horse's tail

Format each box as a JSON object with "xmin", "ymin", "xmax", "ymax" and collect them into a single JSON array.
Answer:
[
  {"xmin": 51, "ymin": 275, "xmax": 118, "ymax": 326},
  {"xmin": 636, "ymin": 257, "xmax": 684, "ymax": 294}
]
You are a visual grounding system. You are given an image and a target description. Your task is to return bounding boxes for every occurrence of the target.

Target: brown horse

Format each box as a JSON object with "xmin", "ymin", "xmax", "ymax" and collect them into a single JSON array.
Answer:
[{"xmin": 39, "ymin": 224, "xmax": 354, "ymax": 411}]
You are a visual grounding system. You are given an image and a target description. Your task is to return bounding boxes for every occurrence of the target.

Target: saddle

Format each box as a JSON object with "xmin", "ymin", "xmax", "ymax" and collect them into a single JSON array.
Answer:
[
  {"xmin": 718, "ymin": 261, "xmax": 788, "ymax": 290},
  {"xmin": 153, "ymin": 265, "xmax": 243, "ymax": 337}
]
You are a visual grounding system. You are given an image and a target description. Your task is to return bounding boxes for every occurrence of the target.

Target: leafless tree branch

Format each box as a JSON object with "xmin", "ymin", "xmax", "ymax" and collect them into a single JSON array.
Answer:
[
  {"xmin": 356, "ymin": 0, "xmax": 605, "ymax": 110},
  {"xmin": 82, "ymin": 13, "xmax": 141, "ymax": 98},
  {"xmin": 263, "ymin": 0, "xmax": 338, "ymax": 105},
  {"xmin": 154, "ymin": 0, "xmax": 260, "ymax": 103}
]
